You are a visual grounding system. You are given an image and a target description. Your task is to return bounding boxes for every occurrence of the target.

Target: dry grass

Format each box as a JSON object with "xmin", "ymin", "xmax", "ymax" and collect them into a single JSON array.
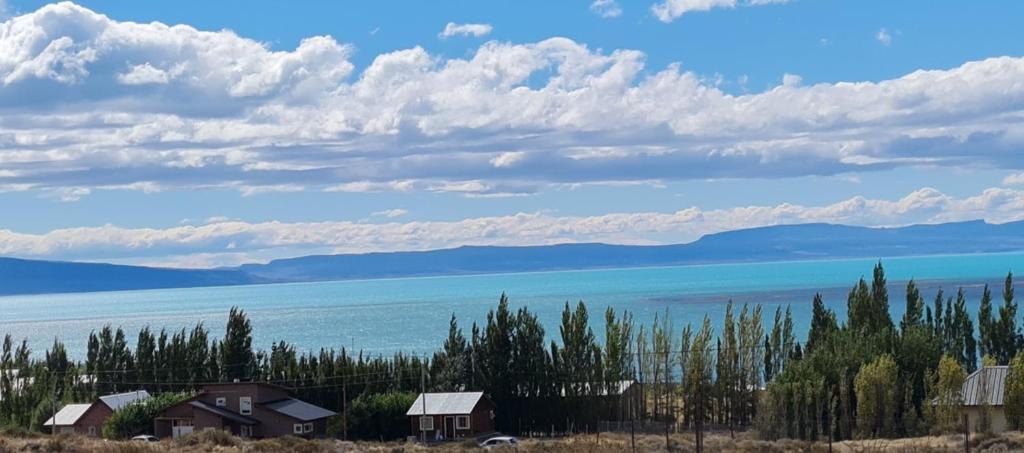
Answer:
[{"xmin": 0, "ymin": 430, "xmax": 1021, "ymax": 452}]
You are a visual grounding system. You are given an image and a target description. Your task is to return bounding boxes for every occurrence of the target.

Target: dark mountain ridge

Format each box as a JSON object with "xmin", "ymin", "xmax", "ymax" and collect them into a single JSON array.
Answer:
[{"xmin": 3, "ymin": 220, "xmax": 1024, "ymax": 296}]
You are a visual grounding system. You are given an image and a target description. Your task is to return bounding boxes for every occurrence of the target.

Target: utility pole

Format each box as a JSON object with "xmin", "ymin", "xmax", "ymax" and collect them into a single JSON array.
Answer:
[
  {"xmin": 421, "ymin": 358, "xmax": 428, "ymax": 444},
  {"xmin": 51, "ymin": 373, "xmax": 57, "ymax": 435},
  {"xmin": 342, "ymin": 370, "xmax": 348, "ymax": 441}
]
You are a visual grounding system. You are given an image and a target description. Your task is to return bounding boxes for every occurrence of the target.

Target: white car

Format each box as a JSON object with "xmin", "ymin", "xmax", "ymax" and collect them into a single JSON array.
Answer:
[
  {"xmin": 131, "ymin": 435, "xmax": 159, "ymax": 442},
  {"xmin": 480, "ymin": 436, "xmax": 519, "ymax": 449}
]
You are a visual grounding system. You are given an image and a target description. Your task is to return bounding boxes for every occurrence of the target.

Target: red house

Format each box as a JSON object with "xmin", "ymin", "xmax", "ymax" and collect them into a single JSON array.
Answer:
[
  {"xmin": 154, "ymin": 382, "xmax": 335, "ymax": 439},
  {"xmin": 44, "ymin": 390, "xmax": 151, "ymax": 437},
  {"xmin": 406, "ymin": 392, "xmax": 496, "ymax": 441}
]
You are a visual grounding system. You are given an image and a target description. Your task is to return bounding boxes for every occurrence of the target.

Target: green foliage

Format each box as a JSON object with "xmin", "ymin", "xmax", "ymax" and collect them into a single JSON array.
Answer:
[
  {"xmin": 339, "ymin": 392, "xmax": 416, "ymax": 441},
  {"xmin": 102, "ymin": 392, "xmax": 190, "ymax": 439},
  {"xmin": 854, "ymin": 354, "xmax": 898, "ymax": 438},
  {"xmin": 220, "ymin": 307, "xmax": 254, "ymax": 382},
  {"xmin": 925, "ymin": 355, "xmax": 966, "ymax": 434},
  {"xmin": 1006, "ymin": 350, "xmax": 1024, "ymax": 430}
]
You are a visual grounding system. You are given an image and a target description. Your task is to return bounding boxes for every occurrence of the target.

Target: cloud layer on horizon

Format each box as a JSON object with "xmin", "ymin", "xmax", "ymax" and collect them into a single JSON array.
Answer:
[
  {"xmin": 0, "ymin": 3, "xmax": 1023, "ymax": 200},
  {"xmin": 2, "ymin": 186, "xmax": 1023, "ymax": 267}
]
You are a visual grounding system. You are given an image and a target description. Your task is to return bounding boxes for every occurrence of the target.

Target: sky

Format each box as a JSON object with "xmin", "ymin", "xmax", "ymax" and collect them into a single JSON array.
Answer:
[{"xmin": 1, "ymin": 0, "xmax": 1024, "ymax": 268}]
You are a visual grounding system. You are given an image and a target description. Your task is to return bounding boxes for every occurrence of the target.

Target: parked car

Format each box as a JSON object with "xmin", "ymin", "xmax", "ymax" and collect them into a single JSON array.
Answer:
[
  {"xmin": 480, "ymin": 436, "xmax": 519, "ymax": 449},
  {"xmin": 131, "ymin": 435, "xmax": 159, "ymax": 442}
]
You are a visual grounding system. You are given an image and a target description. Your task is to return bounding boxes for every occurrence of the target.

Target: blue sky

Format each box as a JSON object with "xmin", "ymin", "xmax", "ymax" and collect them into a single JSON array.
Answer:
[{"xmin": 1, "ymin": 0, "xmax": 1024, "ymax": 267}]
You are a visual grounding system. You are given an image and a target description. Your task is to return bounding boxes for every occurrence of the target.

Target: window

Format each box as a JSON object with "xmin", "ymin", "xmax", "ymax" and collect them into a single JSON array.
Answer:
[
  {"xmin": 419, "ymin": 416, "xmax": 433, "ymax": 431},
  {"xmin": 239, "ymin": 396, "xmax": 252, "ymax": 415},
  {"xmin": 456, "ymin": 415, "xmax": 470, "ymax": 430},
  {"xmin": 303, "ymin": 422, "xmax": 313, "ymax": 433},
  {"xmin": 240, "ymin": 426, "xmax": 252, "ymax": 438},
  {"xmin": 215, "ymin": 397, "xmax": 226, "ymax": 407},
  {"xmin": 60, "ymin": 426, "xmax": 75, "ymax": 434},
  {"xmin": 293, "ymin": 423, "xmax": 303, "ymax": 434},
  {"xmin": 87, "ymin": 426, "xmax": 97, "ymax": 436}
]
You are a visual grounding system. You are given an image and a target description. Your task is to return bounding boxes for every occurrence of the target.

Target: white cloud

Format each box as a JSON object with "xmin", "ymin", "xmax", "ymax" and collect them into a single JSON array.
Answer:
[
  {"xmin": 0, "ymin": 3, "xmax": 1023, "ymax": 198},
  {"xmin": 877, "ymin": 28, "xmax": 892, "ymax": 46},
  {"xmin": 117, "ymin": 63, "xmax": 173, "ymax": 85},
  {"xmin": 651, "ymin": 0, "xmax": 789, "ymax": 22},
  {"xmin": 438, "ymin": 22, "xmax": 492, "ymax": 39},
  {"xmin": 3, "ymin": 186, "xmax": 1024, "ymax": 266},
  {"xmin": 371, "ymin": 208, "xmax": 408, "ymax": 218},
  {"xmin": 590, "ymin": 0, "xmax": 623, "ymax": 18},
  {"xmin": 1004, "ymin": 173, "xmax": 1024, "ymax": 186}
]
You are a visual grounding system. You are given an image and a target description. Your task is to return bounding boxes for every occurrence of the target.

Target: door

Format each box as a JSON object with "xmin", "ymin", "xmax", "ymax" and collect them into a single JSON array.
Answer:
[{"xmin": 444, "ymin": 416, "xmax": 456, "ymax": 440}]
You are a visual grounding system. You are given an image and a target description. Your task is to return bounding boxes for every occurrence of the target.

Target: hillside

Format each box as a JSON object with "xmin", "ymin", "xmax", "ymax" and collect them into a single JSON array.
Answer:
[{"xmin": 3, "ymin": 220, "xmax": 1024, "ymax": 295}]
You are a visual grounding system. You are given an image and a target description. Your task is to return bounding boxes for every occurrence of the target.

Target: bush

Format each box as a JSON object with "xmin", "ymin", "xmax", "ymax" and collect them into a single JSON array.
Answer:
[
  {"xmin": 173, "ymin": 428, "xmax": 239, "ymax": 448},
  {"xmin": 102, "ymin": 392, "xmax": 191, "ymax": 439},
  {"xmin": 330, "ymin": 392, "xmax": 416, "ymax": 442}
]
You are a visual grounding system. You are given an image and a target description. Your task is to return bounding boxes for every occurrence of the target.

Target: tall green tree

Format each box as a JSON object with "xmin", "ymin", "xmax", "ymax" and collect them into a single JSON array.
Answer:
[
  {"xmin": 901, "ymin": 280, "xmax": 924, "ymax": 332},
  {"xmin": 854, "ymin": 354, "xmax": 898, "ymax": 438},
  {"xmin": 1005, "ymin": 350, "xmax": 1024, "ymax": 430},
  {"xmin": 978, "ymin": 285, "xmax": 995, "ymax": 360},
  {"xmin": 806, "ymin": 293, "xmax": 837, "ymax": 355},
  {"xmin": 220, "ymin": 307, "xmax": 254, "ymax": 381},
  {"xmin": 995, "ymin": 272, "xmax": 1019, "ymax": 364}
]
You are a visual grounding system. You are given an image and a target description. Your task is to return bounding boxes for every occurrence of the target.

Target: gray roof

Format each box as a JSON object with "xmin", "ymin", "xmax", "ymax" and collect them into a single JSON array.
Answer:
[
  {"xmin": 406, "ymin": 392, "xmax": 485, "ymax": 416},
  {"xmin": 262, "ymin": 398, "xmax": 337, "ymax": 421},
  {"xmin": 962, "ymin": 366, "xmax": 1008, "ymax": 406},
  {"xmin": 100, "ymin": 390, "xmax": 151, "ymax": 411},
  {"xmin": 44, "ymin": 403, "xmax": 93, "ymax": 426},
  {"xmin": 189, "ymin": 401, "xmax": 260, "ymax": 425}
]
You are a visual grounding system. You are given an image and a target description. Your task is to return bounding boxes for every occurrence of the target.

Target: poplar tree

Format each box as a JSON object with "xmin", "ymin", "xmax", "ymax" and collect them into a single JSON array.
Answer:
[
  {"xmin": 1005, "ymin": 350, "xmax": 1024, "ymax": 430},
  {"xmin": 978, "ymin": 284, "xmax": 995, "ymax": 359},
  {"xmin": 996, "ymin": 272, "xmax": 1019, "ymax": 363},
  {"xmin": 220, "ymin": 307, "xmax": 254, "ymax": 381}
]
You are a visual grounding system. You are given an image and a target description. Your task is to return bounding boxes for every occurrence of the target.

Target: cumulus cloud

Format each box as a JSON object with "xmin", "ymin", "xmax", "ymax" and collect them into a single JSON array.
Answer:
[
  {"xmin": 651, "ymin": 0, "xmax": 789, "ymax": 22},
  {"xmin": 1004, "ymin": 172, "xmax": 1024, "ymax": 186},
  {"xmin": 3, "ymin": 186, "xmax": 1024, "ymax": 267},
  {"xmin": 877, "ymin": 28, "xmax": 892, "ymax": 46},
  {"xmin": 590, "ymin": 0, "xmax": 623, "ymax": 18},
  {"xmin": 370, "ymin": 208, "xmax": 408, "ymax": 218},
  {"xmin": 1, "ymin": 3, "xmax": 1024, "ymax": 199},
  {"xmin": 438, "ymin": 22, "xmax": 492, "ymax": 39}
]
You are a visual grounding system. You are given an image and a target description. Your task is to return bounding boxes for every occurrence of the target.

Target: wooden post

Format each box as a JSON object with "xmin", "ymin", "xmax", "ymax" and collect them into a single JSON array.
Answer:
[
  {"xmin": 421, "ymin": 362, "xmax": 427, "ymax": 444},
  {"xmin": 341, "ymin": 371, "xmax": 348, "ymax": 441},
  {"xmin": 964, "ymin": 413, "xmax": 970, "ymax": 453}
]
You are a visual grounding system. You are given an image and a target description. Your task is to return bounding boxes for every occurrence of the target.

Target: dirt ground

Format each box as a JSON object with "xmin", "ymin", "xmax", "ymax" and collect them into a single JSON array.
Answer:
[{"xmin": 1, "ymin": 429, "xmax": 1021, "ymax": 452}]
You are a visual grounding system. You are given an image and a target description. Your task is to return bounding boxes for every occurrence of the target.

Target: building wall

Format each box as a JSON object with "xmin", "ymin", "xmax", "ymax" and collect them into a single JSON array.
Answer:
[
  {"xmin": 964, "ymin": 406, "xmax": 1008, "ymax": 433},
  {"xmin": 254, "ymin": 406, "xmax": 326, "ymax": 438},
  {"xmin": 73, "ymin": 403, "xmax": 113, "ymax": 437}
]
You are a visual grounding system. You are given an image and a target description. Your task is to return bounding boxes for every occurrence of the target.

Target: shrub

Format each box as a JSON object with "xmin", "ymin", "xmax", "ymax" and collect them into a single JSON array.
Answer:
[
  {"xmin": 173, "ymin": 427, "xmax": 239, "ymax": 448},
  {"xmin": 336, "ymin": 392, "xmax": 417, "ymax": 441}
]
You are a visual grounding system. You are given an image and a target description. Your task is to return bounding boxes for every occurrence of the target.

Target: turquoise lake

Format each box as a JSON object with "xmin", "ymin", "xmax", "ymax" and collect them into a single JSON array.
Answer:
[{"xmin": 1, "ymin": 252, "xmax": 1022, "ymax": 359}]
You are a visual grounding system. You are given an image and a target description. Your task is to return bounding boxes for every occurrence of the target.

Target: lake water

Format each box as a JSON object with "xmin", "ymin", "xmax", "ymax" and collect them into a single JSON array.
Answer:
[{"xmin": 1, "ymin": 253, "xmax": 1022, "ymax": 360}]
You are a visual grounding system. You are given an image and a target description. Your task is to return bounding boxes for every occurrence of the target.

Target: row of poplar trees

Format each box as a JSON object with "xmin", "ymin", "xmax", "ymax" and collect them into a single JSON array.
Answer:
[
  {"xmin": 756, "ymin": 264, "xmax": 1024, "ymax": 441},
  {"xmin": 5, "ymin": 263, "xmax": 1024, "ymax": 441}
]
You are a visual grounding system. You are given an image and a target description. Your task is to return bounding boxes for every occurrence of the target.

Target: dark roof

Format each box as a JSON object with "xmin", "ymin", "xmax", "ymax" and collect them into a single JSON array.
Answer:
[
  {"xmin": 962, "ymin": 366, "xmax": 1009, "ymax": 406},
  {"xmin": 261, "ymin": 398, "xmax": 336, "ymax": 421},
  {"xmin": 189, "ymin": 401, "xmax": 259, "ymax": 425}
]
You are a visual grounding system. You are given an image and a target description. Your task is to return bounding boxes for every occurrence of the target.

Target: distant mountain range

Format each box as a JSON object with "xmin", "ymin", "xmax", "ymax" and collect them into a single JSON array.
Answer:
[{"xmin": 3, "ymin": 220, "xmax": 1024, "ymax": 296}]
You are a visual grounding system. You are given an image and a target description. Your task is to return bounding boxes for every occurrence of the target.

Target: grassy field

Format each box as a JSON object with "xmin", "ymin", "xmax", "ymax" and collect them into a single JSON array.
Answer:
[{"xmin": 1, "ymin": 430, "xmax": 1022, "ymax": 452}]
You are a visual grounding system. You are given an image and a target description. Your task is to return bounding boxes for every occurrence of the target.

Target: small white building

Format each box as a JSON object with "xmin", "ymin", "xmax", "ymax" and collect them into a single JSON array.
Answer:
[{"xmin": 961, "ymin": 366, "xmax": 1009, "ymax": 433}]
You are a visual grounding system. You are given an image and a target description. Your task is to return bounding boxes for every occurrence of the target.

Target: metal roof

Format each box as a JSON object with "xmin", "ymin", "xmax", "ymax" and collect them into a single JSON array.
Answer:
[
  {"xmin": 43, "ymin": 403, "xmax": 93, "ymax": 426},
  {"xmin": 962, "ymin": 366, "xmax": 1008, "ymax": 406},
  {"xmin": 99, "ymin": 390, "xmax": 151, "ymax": 411},
  {"xmin": 262, "ymin": 398, "xmax": 337, "ymax": 421},
  {"xmin": 189, "ymin": 401, "xmax": 259, "ymax": 425},
  {"xmin": 406, "ymin": 392, "xmax": 485, "ymax": 416}
]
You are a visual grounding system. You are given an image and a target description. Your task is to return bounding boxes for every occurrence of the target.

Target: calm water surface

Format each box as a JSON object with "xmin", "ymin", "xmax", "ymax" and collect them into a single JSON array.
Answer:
[{"xmin": 1, "ymin": 253, "xmax": 1022, "ymax": 359}]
